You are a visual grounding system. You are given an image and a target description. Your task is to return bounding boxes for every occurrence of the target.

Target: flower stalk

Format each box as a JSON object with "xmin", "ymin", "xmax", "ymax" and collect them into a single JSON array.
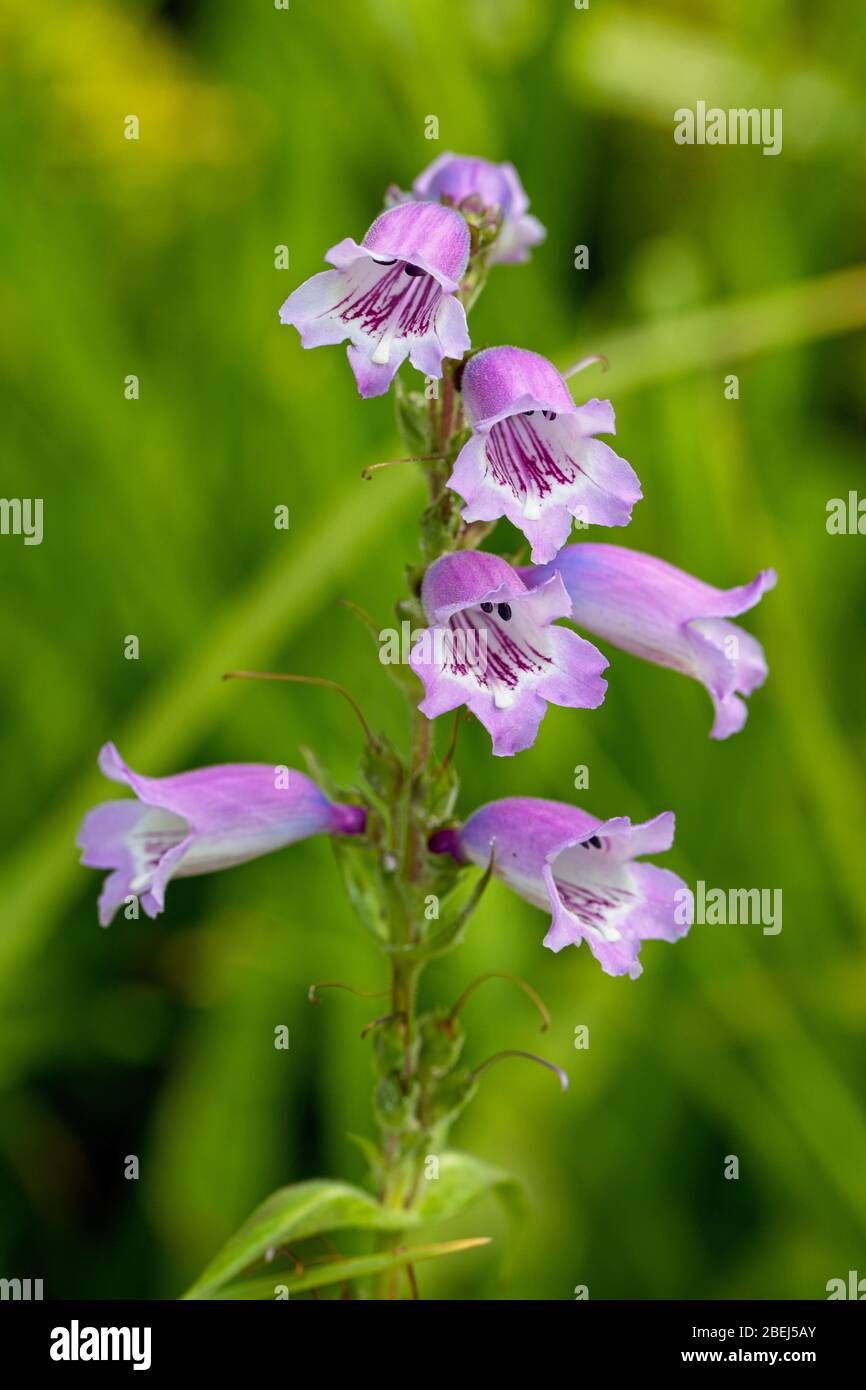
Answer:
[{"xmin": 78, "ymin": 150, "xmax": 775, "ymax": 1300}]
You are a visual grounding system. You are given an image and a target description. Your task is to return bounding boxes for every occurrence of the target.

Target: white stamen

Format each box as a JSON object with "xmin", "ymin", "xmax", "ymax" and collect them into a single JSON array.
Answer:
[
  {"xmin": 372, "ymin": 325, "xmax": 395, "ymax": 365},
  {"xmin": 493, "ymin": 688, "xmax": 515, "ymax": 710},
  {"xmin": 522, "ymin": 496, "xmax": 541, "ymax": 520}
]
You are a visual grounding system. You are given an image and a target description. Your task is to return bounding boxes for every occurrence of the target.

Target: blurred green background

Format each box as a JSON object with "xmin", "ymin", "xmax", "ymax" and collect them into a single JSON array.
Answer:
[{"xmin": 2, "ymin": 0, "xmax": 865, "ymax": 1300}]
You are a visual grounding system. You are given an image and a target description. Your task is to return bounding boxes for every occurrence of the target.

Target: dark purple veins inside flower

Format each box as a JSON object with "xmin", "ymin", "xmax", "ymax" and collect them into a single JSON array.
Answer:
[
  {"xmin": 441, "ymin": 602, "xmax": 554, "ymax": 710},
  {"xmin": 330, "ymin": 260, "xmax": 442, "ymax": 364},
  {"xmin": 485, "ymin": 414, "xmax": 578, "ymax": 517},
  {"xmin": 553, "ymin": 877, "xmax": 635, "ymax": 933}
]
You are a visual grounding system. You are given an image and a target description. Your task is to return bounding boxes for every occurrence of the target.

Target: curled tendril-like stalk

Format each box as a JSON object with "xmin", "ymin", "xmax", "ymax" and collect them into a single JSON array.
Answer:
[
  {"xmin": 223, "ymin": 670, "xmax": 379, "ymax": 751},
  {"xmin": 562, "ymin": 351, "xmax": 609, "ymax": 379},
  {"xmin": 360, "ymin": 1011, "xmax": 407, "ymax": 1041},
  {"xmin": 447, "ymin": 972, "xmax": 551, "ymax": 1033},
  {"xmin": 308, "ymin": 979, "xmax": 389, "ymax": 1006},
  {"xmin": 361, "ymin": 454, "xmax": 447, "ymax": 481},
  {"xmin": 469, "ymin": 1049, "xmax": 569, "ymax": 1094}
]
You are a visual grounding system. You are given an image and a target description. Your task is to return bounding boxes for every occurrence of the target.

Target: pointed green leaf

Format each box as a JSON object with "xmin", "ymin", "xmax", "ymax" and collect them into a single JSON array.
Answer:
[
  {"xmin": 184, "ymin": 1179, "xmax": 415, "ymax": 1299},
  {"xmin": 413, "ymin": 1151, "xmax": 529, "ymax": 1229}
]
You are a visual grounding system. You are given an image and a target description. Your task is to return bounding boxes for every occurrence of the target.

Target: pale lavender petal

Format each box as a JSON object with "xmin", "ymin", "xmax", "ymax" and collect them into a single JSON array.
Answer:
[
  {"xmin": 435, "ymin": 798, "xmax": 689, "ymax": 979},
  {"xmin": 412, "ymin": 153, "xmax": 521, "ymax": 213},
  {"xmin": 78, "ymin": 798, "xmax": 189, "ymax": 928},
  {"xmin": 409, "ymin": 153, "xmax": 545, "ymax": 265},
  {"xmin": 410, "ymin": 554, "xmax": 606, "ymax": 757},
  {"xmin": 420, "ymin": 549, "xmax": 526, "ymax": 622},
  {"xmin": 496, "ymin": 161, "xmax": 531, "ymax": 219},
  {"xmin": 533, "ymin": 544, "xmax": 777, "ymax": 739},
  {"xmin": 448, "ymin": 348, "xmax": 641, "ymax": 563},
  {"xmin": 79, "ymin": 744, "xmax": 365, "ymax": 925},
  {"xmin": 461, "ymin": 347, "xmax": 578, "ymax": 428},
  {"xmin": 280, "ymin": 204, "xmax": 470, "ymax": 398},
  {"xmin": 362, "ymin": 203, "xmax": 470, "ymax": 291},
  {"xmin": 278, "ymin": 267, "xmax": 361, "ymax": 349},
  {"xmin": 346, "ymin": 344, "xmax": 401, "ymax": 398},
  {"xmin": 431, "ymin": 292, "xmax": 471, "ymax": 362},
  {"xmin": 491, "ymin": 212, "xmax": 547, "ymax": 266}
]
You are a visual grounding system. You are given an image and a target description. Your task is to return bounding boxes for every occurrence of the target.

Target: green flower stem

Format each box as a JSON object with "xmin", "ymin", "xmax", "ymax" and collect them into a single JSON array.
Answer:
[{"xmin": 364, "ymin": 246, "xmax": 496, "ymax": 1296}]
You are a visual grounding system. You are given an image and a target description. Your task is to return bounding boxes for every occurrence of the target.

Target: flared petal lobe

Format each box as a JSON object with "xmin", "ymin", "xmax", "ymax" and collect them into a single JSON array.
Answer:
[
  {"xmin": 78, "ymin": 743, "xmax": 365, "ymax": 926},
  {"xmin": 531, "ymin": 544, "xmax": 777, "ymax": 738},
  {"xmin": 448, "ymin": 348, "xmax": 642, "ymax": 563},
  {"xmin": 432, "ymin": 797, "xmax": 690, "ymax": 979},
  {"xmin": 411, "ymin": 152, "xmax": 546, "ymax": 264},
  {"xmin": 409, "ymin": 551, "xmax": 607, "ymax": 757},
  {"xmin": 279, "ymin": 203, "xmax": 470, "ymax": 398}
]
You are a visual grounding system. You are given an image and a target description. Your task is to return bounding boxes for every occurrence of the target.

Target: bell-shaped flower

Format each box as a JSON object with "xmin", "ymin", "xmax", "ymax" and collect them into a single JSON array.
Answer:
[
  {"xmin": 431, "ymin": 798, "xmax": 690, "ymax": 979},
  {"xmin": 409, "ymin": 551, "xmax": 607, "ymax": 757},
  {"xmin": 448, "ymin": 347, "xmax": 642, "ymax": 563},
  {"xmin": 279, "ymin": 202, "xmax": 471, "ymax": 398},
  {"xmin": 78, "ymin": 743, "xmax": 366, "ymax": 926},
  {"xmin": 408, "ymin": 152, "xmax": 545, "ymax": 265},
  {"xmin": 530, "ymin": 543, "xmax": 776, "ymax": 739}
]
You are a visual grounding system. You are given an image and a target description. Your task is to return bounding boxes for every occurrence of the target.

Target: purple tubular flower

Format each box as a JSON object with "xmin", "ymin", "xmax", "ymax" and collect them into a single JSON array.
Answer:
[
  {"xmin": 78, "ymin": 743, "xmax": 366, "ymax": 927},
  {"xmin": 529, "ymin": 543, "xmax": 777, "ymax": 739},
  {"xmin": 408, "ymin": 551, "xmax": 607, "ymax": 757},
  {"xmin": 448, "ymin": 347, "xmax": 642, "ymax": 563},
  {"xmin": 431, "ymin": 798, "xmax": 690, "ymax": 980},
  {"xmin": 410, "ymin": 152, "xmax": 546, "ymax": 264},
  {"xmin": 279, "ymin": 202, "xmax": 471, "ymax": 398}
]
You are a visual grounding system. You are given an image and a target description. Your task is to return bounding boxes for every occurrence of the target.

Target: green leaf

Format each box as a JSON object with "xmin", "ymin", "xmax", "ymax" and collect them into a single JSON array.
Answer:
[
  {"xmin": 413, "ymin": 1151, "xmax": 529, "ymax": 1231},
  {"xmin": 330, "ymin": 839, "xmax": 390, "ymax": 942},
  {"xmin": 207, "ymin": 1237, "xmax": 491, "ymax": 1300},
  {"xmin": 183, "ymin": 1179, "xmax": 415, "ymax": 1300}
]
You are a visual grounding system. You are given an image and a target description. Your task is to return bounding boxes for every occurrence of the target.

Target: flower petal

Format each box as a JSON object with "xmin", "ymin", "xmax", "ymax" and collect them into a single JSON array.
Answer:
[
  {"xmin": 449, "ymin": 350, "xmax": 641, "ymax": 562},
  {"xmin": 80, "ymin": 745, "xmax": 365, "ymax": 925},
  {"xmin": 532, "ymin": 544, "xmax": 777, "ymax": 739},
  {"xmin": 491, "ymin": 212, "xmax": 547, "ymax": 266},
  {"xmin": 362, "ymin": 202, "xmax": 470, "ymax": 292},
  {"xmin": 279, "ymin": 205, "xmax": 471, "ymax": 398},
  {"xmin": 436, "ymin": 798, "xmax": 689, "ymax": 978},
  {"xmin": 461, "ymin": 347, "xmax": 578, "ymax": 428},
  {"xmin": 411, "ymin": 555, "xmax": 606, "ymax": 756},
  {"xmin": 409, "ymin": 154, "xmax": 545, "ymax": 265}
]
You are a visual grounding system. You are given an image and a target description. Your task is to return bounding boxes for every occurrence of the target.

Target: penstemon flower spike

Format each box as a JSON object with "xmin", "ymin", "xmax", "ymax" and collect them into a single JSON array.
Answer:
[{"xmin": 78, "ymin": 152, "xmax": 776, "ymax": 1300}]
